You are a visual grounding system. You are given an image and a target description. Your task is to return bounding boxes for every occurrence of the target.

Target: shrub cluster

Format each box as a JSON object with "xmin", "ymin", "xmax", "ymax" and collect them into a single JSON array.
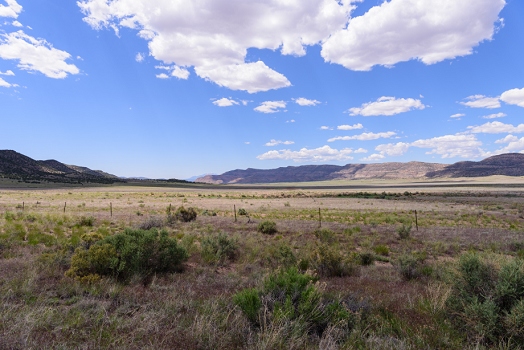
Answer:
[
  {"xmin": 66, "ymin": 228, "xmax": 187, "ymax": 282},
  {"xmin": 200, "ymin": 233, "xmax": 238, "ymax": 265},
  {"xmin": 167, "ymin": 206, "xmax": 197, "ymax": 224},
  {"xmin": 234, "ymin": 268, "xmax": 365, "ymax": 341},
  {"xmin": 310, "ymin": 244, "xmax": 355, "ymax": 277},
  {"xmin": 257, "ymin": 220, "xmax": 277, "ymax": 235},
  {"xmin": 396, "ymin": 223, "xmax": 412, "ymax": 239},
  {"xmin": 447, "ymin": 253, "xmax": 524, "ymax": 345}
]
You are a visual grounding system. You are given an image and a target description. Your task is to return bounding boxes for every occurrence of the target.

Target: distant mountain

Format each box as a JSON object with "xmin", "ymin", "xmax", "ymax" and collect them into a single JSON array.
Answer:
[
  {"xmin": 196, "ymin": 154, "xmax": 524, "ymax": 184},
  {"xmin": 0, "ymin": 150, "xmax": 122, "ymax": 184},
  {"xmin": 185, "ymin": 173, "xmax": 217, "ymax": 182}
]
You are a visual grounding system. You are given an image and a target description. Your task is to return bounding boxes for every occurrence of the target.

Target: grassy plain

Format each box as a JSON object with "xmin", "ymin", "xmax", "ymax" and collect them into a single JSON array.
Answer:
[{"xmin": 1, "ymin": 177, "xmax": 524, "ymax": 349}]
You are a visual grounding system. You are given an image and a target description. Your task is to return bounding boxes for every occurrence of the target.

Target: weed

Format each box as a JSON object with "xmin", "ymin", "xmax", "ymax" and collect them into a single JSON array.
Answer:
[
  {"xmin": 201, "ymin": 233, "xmax": 238, "ymax": 265},
  {"xmin": 257, "ymin": 221, "xmax": 277, "ymax": 235}
]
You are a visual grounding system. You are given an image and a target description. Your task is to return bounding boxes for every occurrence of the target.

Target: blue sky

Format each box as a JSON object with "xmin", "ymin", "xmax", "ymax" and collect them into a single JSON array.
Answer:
[{"xmin": 1, "ymin": 0, "xmax": 523, "ymax": 179}]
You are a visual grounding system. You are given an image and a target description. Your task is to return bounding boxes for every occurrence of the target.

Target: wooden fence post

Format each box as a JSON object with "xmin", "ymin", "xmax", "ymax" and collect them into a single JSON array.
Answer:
[
  {"xmin": 234, "ymin": 205, "xmax": 237, "ymax": 222},
  {"xmin": 110, "ymin": 202, "xmax": 113, "ymax": 217},
  {"xmin": 415, "ymin": 210, "xmax": 419, "ymax": 231},
  {"xmin": 64, "ymin": 202, "xmax": 66, "ymax": 213},
  {"xmin": 319, "ymin": 208, "xmax": 321, "ymax": 228}
]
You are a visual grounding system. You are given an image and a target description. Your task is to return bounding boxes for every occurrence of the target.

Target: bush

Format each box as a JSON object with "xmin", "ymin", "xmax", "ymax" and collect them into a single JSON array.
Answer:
[
  {"xmin": 257, "ymin": 221, "xmax": 277, "ymax": 235},
  {"xmin": 77, "ymin": 216, "xmax": 95, "ymax": 227},
  {"xmin": 397, "ymin": 253, "xmax": 426, "ymax": 280},
  {"xmin": 373, "ymin": 244, "xmax": 390, "ymax": 256},
  {"xmin": 397, "ymin": 224, "xmax": 412, "ymax": 239},
  {"xmin": 314, "ymin": 228, "xmax": 335, "ymax": 243},
  {"xmin": 170, "ymin": 206, "xmax": 197, "ymax": 223},
  {"xmin": 310, "ymin": 244, "xmax": 355, "ymax": 277},
  {"xmin": 447, "ymin": 253, "xmax": 524, "ymax": 345},
  {"xmin": 137, "ymin": 216, "xmax": 164, "ymax": 230},
  {"xmin": 201, "ymin": 233, "xmax": 238, "ymax": 265},
  {"xmin": 66, "ymin": 228, "xmax": 188, "ymax": 282},
  {"xmin": 359, "ymin": 252, "xmax": 375, "ymax": 266}
]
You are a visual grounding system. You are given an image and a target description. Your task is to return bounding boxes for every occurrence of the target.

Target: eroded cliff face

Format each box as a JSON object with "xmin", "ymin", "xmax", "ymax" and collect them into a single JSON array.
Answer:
[{"xmin": 195, "ymin": 154, "xmax": 524, "ymax": 184}]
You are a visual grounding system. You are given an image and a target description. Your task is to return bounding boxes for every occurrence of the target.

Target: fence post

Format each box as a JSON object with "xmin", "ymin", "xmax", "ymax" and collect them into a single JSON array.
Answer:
[
  {"xmin": 319, "ymin": 208, "xmax": 321, "ymax": 228},
  {"xmin": 234, "ymin": 205, "xmax": 237, "ymax": 222},
  {"xmin": 415, "ymin": 210, "xmax": 419, "ymax": 231},
  {"xmin": 64, "ymin": 202, "xmax": 66, "ymax": 213},
  {"xmin": 110, "ymin": 202, "xmax": 112, "ymax": 217}
]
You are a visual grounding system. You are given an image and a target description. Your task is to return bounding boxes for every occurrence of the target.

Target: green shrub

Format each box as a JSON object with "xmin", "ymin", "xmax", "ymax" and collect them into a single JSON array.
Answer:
[
  {"xmin": 310, "ymin": 244, "xmax": 355, "ymax": 277},
  {"xmin": 77, "ymin": 216, "xmax": 95, "ymax": 227},
  {"xmin": 257, "ymin": 220, "xmax": 277, "ymax": 235},
  {"xmin": 66, "ymin": 228, "xmax": 187, "ymax": 282},
  {"xmin": 313, "ymin": 228, "xmax": 335, "ymax": 243},
  {"xmin": 201, "ymin": 233, "xmax": 238, "ymax": 265},
  {"xmin": 234, "ymin": 268, "xmax": 360, "ymax": 340},
  {"xmin": 237, "ymin": 208, "xmax": 248, "ymax": 216},
  {"xmin": 359, "ymin": 252, "xmax": 375, "ymax": 266},
  {"xmin": 170, "ymin": 206, "xmax": 197, "ymax": 223},
  {"xmin": 397, "ymin": 253, "xmax": 425, "ymax": 280},
  {"xmin": 447, "ymin": 253, "xmax": 524, "ymax": 345},
  {"xmin": 397, "ymin": 224, "xmax": 412, "ymax": 239},
  {"xmin": 373, "ymin": 244, "xmax": 390, "ymax": 256}
]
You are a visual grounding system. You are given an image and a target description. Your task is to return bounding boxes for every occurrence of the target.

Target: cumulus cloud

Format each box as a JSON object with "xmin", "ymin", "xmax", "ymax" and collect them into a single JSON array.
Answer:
[
  {"xmin": 468, "ymin": 121, "xmax": 524, "ymax": 134},
  {"xmin": 0, "ymin": 69, "xmax": 14, "ymax": 75},
  {"xmin": 257, "ymin": 145, "xmax": 356, "ymax": 162},
  {"xmin": 354, "ymin": 148, "xmax": 368, "ymax": 154},
  {"xmin": 0, "ymin": 30, "xmax": 79, "ymax": 78},
  {"xmin": 411, "ymin": 134, "xmax": 485, "ymax": 159},
  {"xmin": 77, "ymin": 0, "xmax": 355, "ymax": 93},
  {"xmin": 495, "ymin": 135, "xmax": 518, "ymax": 144},
  {"xmin": 500, "ymin": 87, "xmax": 524, "ymax": 107},
  {"xmin": 156, "ymin": 73, "xmax": 169, "ymax": 79},
  {"xmin": 482, "ymin": 112, "xmax": 506, "ymax": 119},
  {"xmin": 320, "ymin": 126, "xmax": 332, "ymax": 130},
  {"xmin": 11, "ymin": 20, "xmax": 22, "ymax": 27},
  {"xmin": 265, "ymin": 139, "xmax": 294, "ymax": 147},
  {"xmin": 254, "ymin": 100, "xmax": 286, "ymax": 114},
  {"xmin": 362, "ymin": 154, "xmax": 385, "ymax": 161},
  {"xmin": 321, "ymin": 0, "xmax": 505, "ymax": 71},
  {"xmin": 493, "ymin": 137, "xmax": 524, "ymax": 154},
  {"xmin": 135, "ymin": 52, "xmax": 144, "ymax": 62},
  {"xmin": 375, "ymin": 142, "xmax": 410, "ymax": 156},
  {"xmin": 461, "ymin": 95, "xmax": 501, "ymax": 109},
  {"xmin": 328, "ymin": 131, "xmax": 396, "ymax": 142},
  {"xmin": 0, "ymin": 76, "xmax": 12, "ymax": 87},
  {"xmin": 450, "ymin": 113, "xmax": 465, "ymax": 119},
  {"xmin": 337, "ymin": 123, "xmax": 363, "ymax": 130},
  {"xmin": 286, "ymin": 119, "xmax": 295, "ymax": 123},
  {"xmin": 0, "ymin": 0, "xmax": 22, "ymax": 18},
  {"xmin": 294, "ymin": 97, "xmax": 321, "ymax": 106},
  {"xmin": 212, "ymin": 97, "xmax": 239, "ymax": 107},
  {"xmin": 348, "ymin": 97, "xmax": 425, "ymax": 116}
]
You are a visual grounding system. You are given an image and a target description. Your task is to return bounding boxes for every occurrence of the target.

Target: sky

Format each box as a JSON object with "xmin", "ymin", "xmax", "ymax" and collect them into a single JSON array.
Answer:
[{"xmin": 1, "ymin": 0, "xmax": 524, "ymax": 179}]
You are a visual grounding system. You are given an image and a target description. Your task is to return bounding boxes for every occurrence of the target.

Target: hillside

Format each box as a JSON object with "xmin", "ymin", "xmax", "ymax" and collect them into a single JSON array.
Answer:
[
  {"xmin": 196, "ymin": 153, "xmax": 524, "ymax": 184},
  {"xmin": 0, "ymin": 150, "xmax": 122, "ymax": 184}
]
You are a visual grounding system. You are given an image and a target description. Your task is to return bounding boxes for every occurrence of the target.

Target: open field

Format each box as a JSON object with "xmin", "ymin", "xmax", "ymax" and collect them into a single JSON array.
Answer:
[{"xmin": 1, "ymin": 179, "xmax": 524, "ymax": 349}]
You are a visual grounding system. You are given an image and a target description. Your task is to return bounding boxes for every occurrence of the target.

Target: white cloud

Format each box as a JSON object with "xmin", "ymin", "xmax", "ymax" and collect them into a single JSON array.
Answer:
[
  {"xmin": 468, "ymin": 121, "xmax": 524, "ymax": 134},
  {"xmin": 450, "ymin": 113, "xmax": 465, "ymax": 119},
  {"xmin": 0, "ymin": 0, "xmax": 22, "ymax": 19},
  {"xmin": 265, "ymin": 139, "xmax": 294, "ymax": 147},
  {"xmin": 286, "ymin": 119, "xmax": 295, "ymax": 123},
  {"xmin": 500, "ymin": 87, "xmax": 524, "ymax": 107},
  {"xmin": 482, "ymin": 112, "xmax": 506, "ymax": 119},
  {"xmin": 320, "ymin": 126, "xmax": 332, "ymax": 130},
  {"xmin": 461, "ymin": 95, "xmax": 501, "ymax": 109},
  {"xmin": 156, "ymin": 73, "xmax": 169, "ymax": 79},
  {"xmin": 254, "ymin": 100, "xmax": 286, "ymax": 114},
  {"xmin": 0, "ymin": 30, "xmax": 79, "ymax": 78},
  {"xmin": 294, "ymin": 97, "xmax": 321, "ymax": 106},
  {"xmin": 196, "ymin": 62, "xmax": 289, "ymax": 93},
  {"xmin": 244, "ymin": 141, "xmax": 250, "ymax": 145},
  {"xmin": 0, "ymin": 69, "xmax": 14, "ymax": 75},
  {"xmin": 375, "ymin": 142, "xmax": 410, "ymax": 156},
  {"xmin": 77, "ymin": 0, "xmax": 355, "ymax": 93},
  {"xmin": 0, "ymin": 76, "xmax": 12, "ymax": 87},
  {"xmin": 354, "ymin": 148, "xmax": 368, "ymax": 154},
  {"xmin": 171, "ymin": 65, "xmax": 189, "ymax": 79},
  {"xmin": 213, "ymin": 97, "xmax": 239, "ymax": 107},
  {"xmin": 493, "ymin": 137, "xmax": 524, "ymax": 154},
  {"xmin": 495, "ymin": 135, "xmax": 518, "ymax": 144},
  {"xmin": 349, "ymin": 96, "xmax": 425, "ymax": 116},
  {"xmin": 328, "ymin": 131, "xmax": 396, "ymax": 142},
  {"xmin": 411, "ymin": 134, "xmax": 485, "ymax": 159},
  {"xmin": 321, "ymin": 0, "xmax": 505, "ymax": 71},
  {"xmin": 257, "ymin": 145, "xmax": 356, "ymax": 162},
  {"xmin": 135, "ymin": 52, "xmax": 144, "ymax": 62},
  {"xmin": 362, "ymin": 154, "xmax": 385, "ymax": 161},
  {"xmin": 337, "ymin": 123, "xmax": 363, "ymax": 130},
  {"xmin": 11, "ymin": 20, "xmax": 21, "ymax": 27}
]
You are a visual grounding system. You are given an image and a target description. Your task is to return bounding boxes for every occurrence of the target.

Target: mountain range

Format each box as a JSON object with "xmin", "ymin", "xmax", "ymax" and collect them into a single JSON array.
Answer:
[
  {"xmin": 196, "ymin": 153, "xmax": 524, "ymax": 184},
  {"xmin": 0, "ymin": 150, "xmax": 121, "ymax": 184}
]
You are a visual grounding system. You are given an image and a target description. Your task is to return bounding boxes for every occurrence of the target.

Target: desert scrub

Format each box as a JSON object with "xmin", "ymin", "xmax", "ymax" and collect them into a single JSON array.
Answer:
[
  {"xmin": 168, "ymin": 206, "xmax": 197, "ymax": 223},
  {"xmin": 310, "ymin": 244, "xmax": 355, "ymax": 277},
  {"xmin": 257, "ymin": 220, "xmax": 277, "ymax": 235},
  {"xmin": 200, "ymin": 233, "xmax": 238, "ymax": 265},
  {"xmin": 137, "ymin": 216, "xmax": 164, "ymax": 230},
  {"xmin": 313, "ymin": 228, "xmax": 335, "ymax": 243},
  {"xmin": 396, "ymin": 253, "xmax": 428, "ymax": 280},
  {"xmin": 396, "ymin": 223, "xmax": 412, "ymax": 239},
  {"xmin": 234, "ymin": 267, "xmax": 361, "ymax": 343},
  {"xmin": 66, "ymin": 227, "xmax": 187, "ymax": 282},
  {"xmin": 446, "ymin": 253, "xmax": 524, "ymax": 345},
  {"xmin": 76, "ymin": 216, "xmax": 95, "ymax": 227}
]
